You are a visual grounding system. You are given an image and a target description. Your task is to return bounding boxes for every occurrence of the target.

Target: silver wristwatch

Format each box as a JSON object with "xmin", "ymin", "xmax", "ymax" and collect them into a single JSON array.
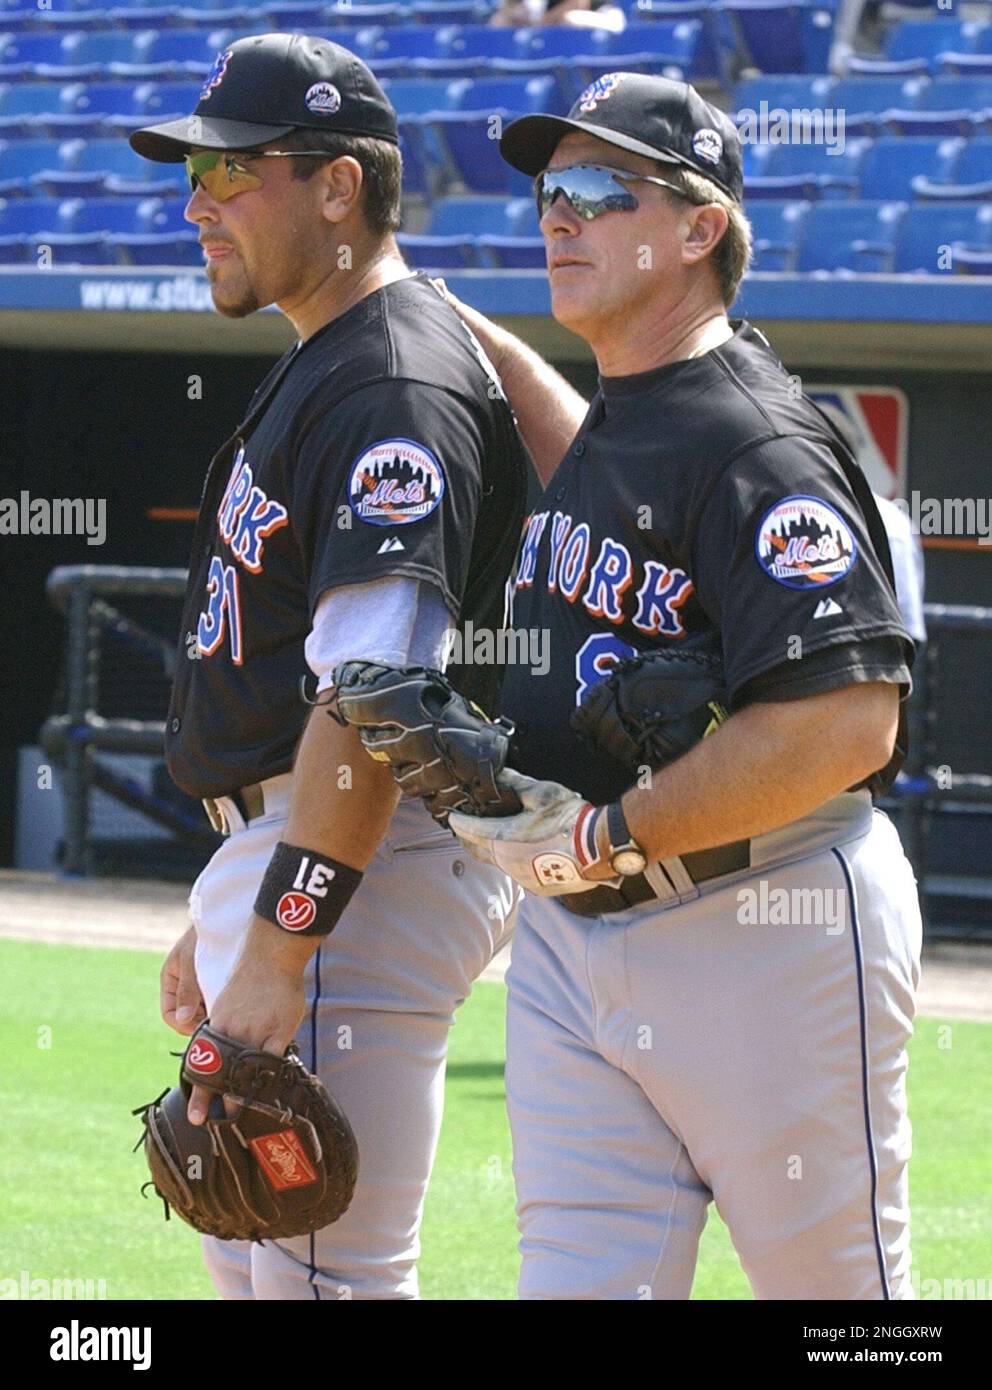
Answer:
[{"xmin": 606, "ymin": 800, "xmax": 648, "ymax": 877}]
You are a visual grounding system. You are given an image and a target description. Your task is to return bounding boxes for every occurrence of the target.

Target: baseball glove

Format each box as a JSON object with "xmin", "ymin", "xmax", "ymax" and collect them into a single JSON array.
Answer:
[
  {"xmin": 571, "ymin": 633, "xmax": 729, "ymax": 774},
  {"xmin": 329, "ymin": 661, "xmax": 522, "ymax": 821},
  {"xmin": 135, "ymin": 1024, "xmax": 358, "ymax": 1242}
]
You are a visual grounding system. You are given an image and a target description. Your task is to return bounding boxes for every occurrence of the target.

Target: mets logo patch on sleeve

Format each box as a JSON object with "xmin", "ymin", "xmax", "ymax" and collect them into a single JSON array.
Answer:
[
  {"xmin": 348, "ymin": 439, "xmax": 445, "ymax": 527},
  {"xmin": 755, "ymin": 495, "xmax": 857, "ymax": 589}
]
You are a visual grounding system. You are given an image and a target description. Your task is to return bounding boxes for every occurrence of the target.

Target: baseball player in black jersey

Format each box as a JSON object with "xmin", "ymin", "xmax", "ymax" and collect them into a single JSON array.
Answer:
[
  {"xmin": 440, "ymin": 74, "xmax": 923, "ymax": 1299},
  {"xmin": 130, "ymin": 34, "xmax": 526, "ymax": 1298}
]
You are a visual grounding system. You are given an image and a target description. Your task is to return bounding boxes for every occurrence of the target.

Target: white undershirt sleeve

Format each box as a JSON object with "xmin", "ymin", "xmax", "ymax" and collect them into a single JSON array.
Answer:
[{"xmin": 305, "ymin": 576, "xmax": 456, "ymax": 693}]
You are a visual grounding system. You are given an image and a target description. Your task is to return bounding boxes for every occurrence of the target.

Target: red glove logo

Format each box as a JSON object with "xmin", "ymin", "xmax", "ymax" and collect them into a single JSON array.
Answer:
[
  {"xmin": 276, "ymin": 892, "xmax": 317, "ymax": 931},
  {"xmin": 187, "ymin": 1039, "xmax": 222, "ymax": 1074}
]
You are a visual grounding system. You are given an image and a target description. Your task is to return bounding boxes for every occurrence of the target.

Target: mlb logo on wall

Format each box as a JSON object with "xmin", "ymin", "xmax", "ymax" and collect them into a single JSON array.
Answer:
[
  {"xmin": 349, "ymin": 439, "xmax": 445, "ymax": 527},
  {"xmin": 807, "ymin": 386, "xmax": 908, "ymax": 499}
]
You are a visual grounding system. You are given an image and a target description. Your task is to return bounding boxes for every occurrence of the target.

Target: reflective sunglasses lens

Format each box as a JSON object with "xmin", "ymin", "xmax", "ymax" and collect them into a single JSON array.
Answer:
[
  {"xmin": 185, "ymin": 152, "xmax": 262, "ymax": 201},
  {"xmin": 537, "ymin": 167, "xmax": 640, "ymax": 221}
]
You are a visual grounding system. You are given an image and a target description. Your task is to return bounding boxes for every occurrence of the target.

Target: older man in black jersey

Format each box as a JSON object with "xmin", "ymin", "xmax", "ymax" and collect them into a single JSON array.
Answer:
[{"xmin": 443, "ymin": 74, "xmax": 923, "ymax": 1300}]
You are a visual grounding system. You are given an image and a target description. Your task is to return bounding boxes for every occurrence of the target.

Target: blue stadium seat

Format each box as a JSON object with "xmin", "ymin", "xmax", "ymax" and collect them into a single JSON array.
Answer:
[
  {"xmin": 606, "ymin": 20, "xmax": 705, "ymax": 75},
  {"xmin": 381, "ymin": 76, "xmax": 457, "ymax": 115},
  {"xmin": 363, "ymin": 26, "xmax": 442, "ymax": 76},
  {"xmin": 417, "ymin": 23, "xmax": 524, "ymax": 78},
  {"xmin": 57, "ymin": 81, "xmax": 144, "ymax": 137},
  {"xmin": 396, "ymin": 230, "xmax": 478, "ymax": 268},
  {"xmin": 134, "ymin": 78, "xmax": 202, "ymax": 120},
  {"xmin": 28, "ymin": 9, "xmax": 113, "ymax": 33},
  {"xmin": 398, "ymin": 121, "xmax": 431, "ymax": 195},
  {"xmin": 884, "ymin": 18, "xmax": 985, "ymax": 65},
  {"xmin": 476, "ymin": 233, "xmax": 544, "ymax": 268},
  {"xmin": 951, "ymin": 243, "xmax": 992, "ymax": 272},
  {"xmin": 0, "ymin": 194, "xmax": 63, "ymax": 234},
  {"xmin": 428, "ymin": 193, "xmax": 534, "ymax": 235},
  {"xmin": 0, "ymin": 33, "xmax": 98, "ymax": 81},
  {"xmin": 59, "ymin": 194, "xmax": 150, "ymax": 233},
  {"xmin": 112, "ymin": 6, "xmax": 186, "ymax": 33},
  {"xmin": 952, "ymin": 137, "xmax": 992, "ymax": 185},
  {"xmin": 829, "ymin": 76, "xmax": 922, "ymax": 134},
  {"xmin": 912, "ymin": 138, "xmax": 992, "ymax": 201},
  {"xmin": 122, "ymin": 29, "xmax": 220, "ymax": 78},
  {"xmin": 0, "ymin": 83, "xmax": 65, "ymax": 136},
  {"xmin": 31, "ymin": 136, "xmax": 179, "ymax": 196},
  {"xmin": 719, "ymin": 1, "xmax": 834, "ymax": 76},
  {"xmin": 746, "ymin": 198, "xmax": 810, "ymax": 270},
  {"xmin": 447, "ymin": 74, "xmax": 561, "ymax": 115},
  {"xmin": 111, "ymin": 230, "xmax": 200, "ymax": 265},
  {"xmin": 619, "ymin": 1, "xmax": 724, "ymax": 79},
  {"xmin": 880, "ymin": 75, "xmax": 987, "ymax": 136},
  {"xmin": 794, "ymin": 200, "xmax": 906, "ymax": 272},
  {"xmin": 733, "ymin": 73, "xmax": 835, "ymax": 116},
  {"xmin": 410, "ymin": 1, "xmax": 488, "ymax": 23},
  {"xmin": 915, "ymin": 75, "xmax": 992, "ymax": 110},
  {"xmin": 257, "ymin": 1, "xmax": 328, "ymax": 27},
  {"xmin": 60, "ymin": 32, "xmax": 142, "ymax": 75},
  {"xmin": 892, "ymin": 201, "xmax": 992, "ymax": 272},
  {"xmin": 745, "ymin": 137, "xmax": 868, "ymax": 200},
  {"xmin": 858, "ymin": 137, "xmax": 963, "ymax": 200},
  {"xmin": 133, "ymin": 195, "xmax": 189, "ymax": 232},
  {"xmin": 0, "ymin": 137, "xmax": 63, "ymax": 194},
  {"xmin": 937, "ymin": 53, "xmax": 992, "ymax": 78}
]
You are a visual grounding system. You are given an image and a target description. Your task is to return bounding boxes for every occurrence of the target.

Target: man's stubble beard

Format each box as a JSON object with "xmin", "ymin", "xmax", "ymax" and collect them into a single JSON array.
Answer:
[{"xmin": 208, "ymin": 257, "xmax": 261, "ymax": 318}]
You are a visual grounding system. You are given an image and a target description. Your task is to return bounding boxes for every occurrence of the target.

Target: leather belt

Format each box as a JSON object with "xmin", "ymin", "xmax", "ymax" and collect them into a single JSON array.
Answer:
[
  {"xmin": 202, "ymin": 782, "xmax": 266, "ymax": 835},
  {"xmin": 560, "ymin": 838, "xmax": 751, "ymax": 918}
]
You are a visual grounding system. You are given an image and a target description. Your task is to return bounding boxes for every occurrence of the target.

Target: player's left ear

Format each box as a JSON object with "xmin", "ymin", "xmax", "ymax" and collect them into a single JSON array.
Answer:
[
  {"xmin": 317, "ymin": 154, "xmax": 364, "ymax": 227},
  {"xmin": 680, "ymin": 203, "xmax": 729, "ymax": 268}
]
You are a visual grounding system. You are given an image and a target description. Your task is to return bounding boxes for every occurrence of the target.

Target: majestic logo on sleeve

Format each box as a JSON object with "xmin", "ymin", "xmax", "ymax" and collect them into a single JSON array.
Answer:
[
  {"xmin": 756, "ymin": 495, "xmax": 857, "ymax": 589},
  {"xmin": 348, "ymin": 439, "xmax": 445, "ymax": 527}
]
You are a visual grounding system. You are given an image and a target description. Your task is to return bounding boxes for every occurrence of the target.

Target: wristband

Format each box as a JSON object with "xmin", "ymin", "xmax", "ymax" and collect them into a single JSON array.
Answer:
[{"xmin": 254, "ymin": 842, "xmax": 364, "ymax": 936}]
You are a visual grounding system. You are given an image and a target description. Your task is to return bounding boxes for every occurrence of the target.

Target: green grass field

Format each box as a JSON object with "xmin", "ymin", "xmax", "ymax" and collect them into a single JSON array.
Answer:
[{"xmin": 1, "ymin": 938, "xmax": 988, "ymax": 1300}]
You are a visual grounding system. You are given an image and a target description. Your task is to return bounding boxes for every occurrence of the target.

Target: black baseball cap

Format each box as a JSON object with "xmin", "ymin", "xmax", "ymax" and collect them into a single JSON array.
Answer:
[
  {"xmin": 130, "ymin": 32, "xmax": 398, "ymax": 163},
  {"xmin": 500, "ymin": 73, "xmax": 743, "ymax": 203}
]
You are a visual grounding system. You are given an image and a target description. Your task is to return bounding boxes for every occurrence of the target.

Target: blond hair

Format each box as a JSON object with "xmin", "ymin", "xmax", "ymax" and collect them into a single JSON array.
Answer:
[{"xmin": 663, "ymin": 166, "xmax": 753, "ymax": 306}]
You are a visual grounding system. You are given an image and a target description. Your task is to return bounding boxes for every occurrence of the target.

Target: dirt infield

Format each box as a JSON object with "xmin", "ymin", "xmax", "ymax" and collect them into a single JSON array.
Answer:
[{"xmin": 1, "ymin": 870, "xmax": 989, "ymax": 1017}]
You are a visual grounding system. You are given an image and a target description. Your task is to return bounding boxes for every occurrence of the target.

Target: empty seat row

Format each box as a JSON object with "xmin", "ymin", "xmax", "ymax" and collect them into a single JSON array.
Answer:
[
  {"xmin": 734, "ymin": 74, "xmax": 992, "ymax": 137},
  {"xmin": 0, "ymin": 20, "xmax": 710, "ymax": 83},
  {"xmin": 849, "ymin": 16, "xmax": 992, "ymax": 76},
  {"xmin": 0, "ymin": 3, "xmax": 496, "ymax": 34},
  {"xmin": 0, "ymin": 191, "xmax": 198, "ymax": 263},
  {"xmin": 0, "ymin": 73, "xmax": 568, "ymax": 139},
  {"xmin": 744, "ymin": 137, "xmax": 992, "ymax": 202},
  {"xmin": 749, "ymin": 198, "xmax": 992, "ymax": 273}
]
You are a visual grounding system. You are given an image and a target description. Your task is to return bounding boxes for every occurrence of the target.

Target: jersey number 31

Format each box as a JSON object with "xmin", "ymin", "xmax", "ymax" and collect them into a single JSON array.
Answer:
[{"xmin": 197, "ymin": 555, "xmax": 243, "ymax": 665}]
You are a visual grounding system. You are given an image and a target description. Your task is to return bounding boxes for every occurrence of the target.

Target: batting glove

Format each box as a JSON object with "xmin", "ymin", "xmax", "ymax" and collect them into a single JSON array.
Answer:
[{"xmin": 447, "ymin": 768, "xmax": 618, "ymax": 897}]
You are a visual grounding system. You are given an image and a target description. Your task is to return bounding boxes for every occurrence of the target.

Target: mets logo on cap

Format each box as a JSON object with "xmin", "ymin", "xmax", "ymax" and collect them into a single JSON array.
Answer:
[
  {"xmin": 200, "ymin": 49, "xmax": 232, "ymax": 102},
  {"xmin": 348, "ymin": 439, "xmax": 445, "ymax": 527},
  {"xmin": 305, "ymin": 82, "xmax": 341, "ymax": 115},
  {"xmin": 692, "ymin": 128, "xmax": 723, "ymax": 165},
  {"xmin": 756, "ymin": 495, "xmax": 857, "ymax": 589},
  {"xmin": 577, "ymin": 73, "xmax": 624, "ymax": 113}
]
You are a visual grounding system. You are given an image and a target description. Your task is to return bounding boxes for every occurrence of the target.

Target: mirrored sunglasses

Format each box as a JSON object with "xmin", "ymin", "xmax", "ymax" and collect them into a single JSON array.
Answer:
[{"xmin": 535, "ymin": 163, "xmax": 701, "ymax": 221}]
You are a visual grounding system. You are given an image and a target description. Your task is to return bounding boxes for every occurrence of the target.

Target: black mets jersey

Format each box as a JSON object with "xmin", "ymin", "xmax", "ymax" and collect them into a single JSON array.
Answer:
[
  {"xmin": 166, "ymin": 274, "xmax": 527, "ymax": 800},
  {"xmin": 502, "ymin": 320, "xmax": 914, "ymax": 808}
]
